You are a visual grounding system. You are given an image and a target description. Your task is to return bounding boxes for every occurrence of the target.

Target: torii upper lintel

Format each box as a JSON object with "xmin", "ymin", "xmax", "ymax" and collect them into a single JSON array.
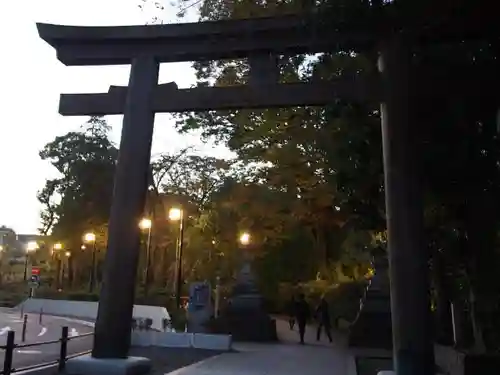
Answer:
[{"xmin": 36, "ymin": 16, "xmax": 372, "ymax": 66}]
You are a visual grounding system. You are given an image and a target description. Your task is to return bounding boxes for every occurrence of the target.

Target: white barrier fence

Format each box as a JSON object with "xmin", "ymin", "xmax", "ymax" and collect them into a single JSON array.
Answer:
[
  {"xmin": 131, "ymin": 331, "xmax": 232, "ymax": 351},
  {"xmin": 18, "ymin": 298, "xmax": 170, "ymax": 332}
]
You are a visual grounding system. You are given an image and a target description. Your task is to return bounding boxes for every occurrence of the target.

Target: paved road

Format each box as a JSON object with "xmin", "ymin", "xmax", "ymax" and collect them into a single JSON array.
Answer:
[{"xmin": 0, "ymin": 308, "xmax": 93, "ymax": 371}]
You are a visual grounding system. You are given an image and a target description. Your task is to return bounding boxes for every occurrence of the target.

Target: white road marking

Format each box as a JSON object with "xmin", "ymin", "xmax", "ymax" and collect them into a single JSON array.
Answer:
[
  {"xmin": 69, "ymin": 328, "xmax": 79, "ymax": 337},
  {"xmin": 55, "ymin": 317, "xmax": 95, "ymax": 328},
  {"xmin": 0, "ymin": 326, "xmax": 11, "ymax": 335},
  {"xmin": 38, "ymin": 327, "xmax": 48, "ymax": 336},
  {"xmin": 16, "ymin": 350, "xmax": 42, "ymax": 354}
]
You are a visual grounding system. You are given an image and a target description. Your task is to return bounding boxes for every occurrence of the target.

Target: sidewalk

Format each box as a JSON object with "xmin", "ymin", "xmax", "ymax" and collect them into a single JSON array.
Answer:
[{"xmin": 166, "ymin": 319, "xmax": 355, "ymax": 375}]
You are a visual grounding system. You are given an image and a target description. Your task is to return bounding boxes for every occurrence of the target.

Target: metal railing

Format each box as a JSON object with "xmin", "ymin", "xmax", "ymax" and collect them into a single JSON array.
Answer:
[{"xmin": 0, "ymin": 323, "xmax": 93, "ymax": 375}]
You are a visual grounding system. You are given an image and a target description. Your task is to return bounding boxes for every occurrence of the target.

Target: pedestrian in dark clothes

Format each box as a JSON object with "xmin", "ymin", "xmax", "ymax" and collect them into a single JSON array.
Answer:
[
  {"xmin": 295, "ymin": 293, "xmax": 311, "ymax": 344},
  {"xmin": 315, "ymin": 297, "xmax": 333, "ymax": 343},
  {"xmin": 287, "ymin": 295, "xmax": 296, "ymax": 330}
]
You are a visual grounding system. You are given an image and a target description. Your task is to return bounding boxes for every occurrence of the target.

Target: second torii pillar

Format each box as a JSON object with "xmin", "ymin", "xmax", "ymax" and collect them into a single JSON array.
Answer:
[{"xmin": 379, "ymin": 39, "xmax": 435, "ymax": 375}]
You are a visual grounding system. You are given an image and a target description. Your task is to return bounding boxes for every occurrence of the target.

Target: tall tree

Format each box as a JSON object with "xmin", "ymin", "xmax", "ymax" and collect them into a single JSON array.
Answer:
[{"xmin": 38, "ymin": 116, "xmax": 117, "ymax": 285}]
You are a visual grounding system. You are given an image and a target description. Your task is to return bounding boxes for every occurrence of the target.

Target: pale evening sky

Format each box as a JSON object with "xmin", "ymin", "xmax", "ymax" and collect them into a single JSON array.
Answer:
[{"xmin": 0, "ymin": 0, "xmax": 233, "ymax": 234}]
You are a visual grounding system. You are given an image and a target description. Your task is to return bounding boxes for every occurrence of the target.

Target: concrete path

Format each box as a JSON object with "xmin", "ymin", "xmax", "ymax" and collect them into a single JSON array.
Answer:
[{"xmin": 166, "ymin": 319, "xmax": 355, "ymax": 375}]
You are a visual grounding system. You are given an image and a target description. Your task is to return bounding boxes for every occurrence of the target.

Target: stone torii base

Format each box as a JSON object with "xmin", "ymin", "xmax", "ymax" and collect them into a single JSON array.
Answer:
[{"xmin": 64, "ymin": 355, "xmax": 151, "ymax": 375}]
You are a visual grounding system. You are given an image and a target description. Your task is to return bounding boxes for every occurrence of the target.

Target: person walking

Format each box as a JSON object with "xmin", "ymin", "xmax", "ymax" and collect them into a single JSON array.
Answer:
[
  {"xmin": 287, "ymin": 295, "xmax": 296, "ymax": 330},
  {"xmin": 315, "ymin": 297, "xmax": 333, "ymax": 343},
  {"xmin": 295, "ymin": 293, "xmax": 311, "ymax": 344}
]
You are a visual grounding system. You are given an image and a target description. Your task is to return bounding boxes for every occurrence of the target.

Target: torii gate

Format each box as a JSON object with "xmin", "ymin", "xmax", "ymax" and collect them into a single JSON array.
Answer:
[{"xmin": 37, "ymin": 13, "xmax": 431, "ymax": 375}]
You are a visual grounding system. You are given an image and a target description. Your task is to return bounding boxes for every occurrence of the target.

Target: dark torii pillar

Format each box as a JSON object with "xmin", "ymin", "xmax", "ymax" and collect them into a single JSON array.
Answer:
[
  {"xmin": 92, "ymin": 57, "xmax": 159, "ymax": 359},
  {"xmin": 378, "ymin": 39, "xmax": 435, "ymax": 375}
]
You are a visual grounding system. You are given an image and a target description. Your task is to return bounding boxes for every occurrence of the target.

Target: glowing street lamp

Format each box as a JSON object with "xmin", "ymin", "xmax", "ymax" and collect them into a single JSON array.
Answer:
[
  {"xmin": 52, "ymin": 242, "xmax": 63, "ymax": 256},
  {"xmin": 139, "ymin": 218, "xmax": 152, "ymax": 230},
  {"xmin": 84, "ymin": 232, "xmax": 97, "ymax": 293},
  {"xmin": 168, "ymin": 208, "xmax": 182, "ymax": 221},
  {"xmin": 84, "ymin": 232, "xmax": 96, "ymax": 243},
  {"xmin": 169, "ymin": 207, "xmax": 184, "ymax": 308},
  {"xmin": 239, "ymin": 232, "xmax": 251, "ymax": 246},
  {"xmin": 139, "ymin": 218, "xmax": 153, "ymax": 296}
]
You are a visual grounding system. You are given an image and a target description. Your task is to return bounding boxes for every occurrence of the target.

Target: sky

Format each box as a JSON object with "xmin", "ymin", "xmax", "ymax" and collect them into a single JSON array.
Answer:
[{"xmin": 0, "ymin": 0, "xmax": 233, "ymax": 234}]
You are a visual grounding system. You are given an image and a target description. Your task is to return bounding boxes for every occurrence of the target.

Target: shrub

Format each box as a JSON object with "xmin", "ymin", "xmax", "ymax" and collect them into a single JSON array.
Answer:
[
  {"xmin": 65, "ymin": 292, "xmax": 100, "ymax": 301},
  {"xmin": 0, "ymin": 286, "xmax": 32, "ymax": 307},
  {"xmin": 169, "ymin": 308, "xmax": 187, "ymax": 332},
  {"xmin": 323, "ymin": 281, "xmax": 366, "ymax": 324}
]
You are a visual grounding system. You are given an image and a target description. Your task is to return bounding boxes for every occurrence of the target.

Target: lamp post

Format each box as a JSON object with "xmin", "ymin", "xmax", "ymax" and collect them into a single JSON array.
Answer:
[
  {"xmin": 238, "ymin": 232, "xmax": 253, "ymax": 282},
  {"xmin": 24, "ymin": 241, "xmax": 38, "ymax": 281},
  {"xmin": 139, "ymin": 218, "xmax": 152, "ymax": 297},
  {"xmin": 62, "ymin": 251, "xmax": 71, "ymax": 285},
  {"xmin": 52, "ymin": 243, "xmax": 63, "ymax": 289},
  {"xmin": 84, "ymin": 232, "xmax": 97, "ymax": 293},
  {"xmin": 169, "ymin": 207, "xmax": 184, "ymax": 309},
  {"xmin": 234, "ymin": 231, "xmax": 259, "ymax": 295}
]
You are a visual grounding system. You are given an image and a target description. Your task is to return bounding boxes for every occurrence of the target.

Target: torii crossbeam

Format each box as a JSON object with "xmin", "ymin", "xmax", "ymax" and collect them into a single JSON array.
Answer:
[{"xmin": 59, "ymin": 80, "xmax": 379, "ymax": 116}]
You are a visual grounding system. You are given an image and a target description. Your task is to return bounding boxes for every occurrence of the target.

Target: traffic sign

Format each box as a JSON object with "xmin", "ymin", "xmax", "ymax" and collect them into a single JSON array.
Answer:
[
  {"xmin": 31, "ymin": 267, "xmax": 40, "ymax": 276},
  {"xmin": 29, "ymin": 274, "xmax": 40, "ymax": 289}
]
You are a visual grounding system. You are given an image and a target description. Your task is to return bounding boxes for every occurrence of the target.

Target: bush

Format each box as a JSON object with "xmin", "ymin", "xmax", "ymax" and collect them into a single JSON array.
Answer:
[
  {"xmin": 323, "ymin": 281, "xmax": 366, "ymax": 324},
  {"xmin": 65, "ymin": 292, "xmax": 100, "ymax": 301},
  {"xmin": 0, "ymin": 284, "xmax": 32, "ymax": 307},
  {"xmin": 169, "ymin": 308, "xmax": 187, "ymax": 332},
  {"xmin": 34, "ymin": 287, "xmax": 100, "ymax": 302}
]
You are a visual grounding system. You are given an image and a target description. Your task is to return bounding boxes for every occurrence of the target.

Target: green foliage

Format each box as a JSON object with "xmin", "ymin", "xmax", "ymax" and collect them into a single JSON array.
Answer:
[
  {"xmin": 0, "ymin": 286, "xmax": 29, "ymax": 307},
  {"xmin": 169, "ymin": 308, "xmax": 188, "ymax": 331},
  {"xmin": 38, "ymin": 116, "xmax": 117, "ymax": 238},
  {"xmin": 36, "ymin": 289, "xmax": 100, "ymax": 302},
  {"xmin": 37, "ymin": 117, "xmax": 117, "ymax": 286}
]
